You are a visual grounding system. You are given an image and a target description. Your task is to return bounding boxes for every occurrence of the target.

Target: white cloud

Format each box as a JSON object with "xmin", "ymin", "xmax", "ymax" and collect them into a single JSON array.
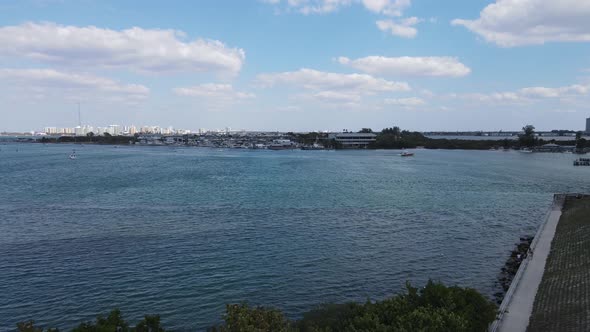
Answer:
[
  {"xmin": 520, "ymin": 85, "xmax": 589, "ymax": 98},
  {"xmin": 173, "ymin": 84, "xmax": 255, "ymax": 100},
  {"xmin": 384, "ymin": 97, "xmax": 426, "ymax": 107},
  {"xmin": 519, "ymin": 87, "xmax": 561, "ymax": 98},
  {"xmin": 338, "ymin": 56, "xmax": 471, "ymax": 77},
  {"xmin": 257, "ymin": 68, "xmax": 410, "ymax": 108},
  {"xmin": 452, "ymin": 0, "xmax": 590, "ymax": 47},
  {"xmin": 361, "ymin": 0, "xmax": 411, "ymax": 16},
  {"xmin": 0, "ymin": 22, "xmax": 245, "ymax": 74},
  {"xmin": 263, "ymin": 1, "xmax": 416, "ymax": 36},
  {"xmin": 306, "ymin": 91, "xmax": 362, "ymax": 103},
  {"xmin": 264, "ymin": 0, "xmax": 410, "ymax": 16},
  {"xmin": 465, "ymin": 92, "xmax": 523, "ymax": 103},
  {"xmin": 256, "ymin": 68, "xmax": 410, "ymax": 93},
  {"xmin": 376, "ymin": 17, "xmax": 421, "ymax": 38},
  {"xmin": 300, "ymin": 0, "xmax": 352, "ymax": 14},
  {"xmin": 0, "ymin": 68, "xmax": 149, "ymax": 99},
  {"xmin": 449, "ymin": 82, "xmax": 590, "ymax": 105}
]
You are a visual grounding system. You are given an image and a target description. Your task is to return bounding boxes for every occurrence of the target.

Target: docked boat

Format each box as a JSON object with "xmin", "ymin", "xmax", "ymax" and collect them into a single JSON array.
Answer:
[
  {"xmin": 400, "ymin": 151, "xmax": 414, "ymax": 157},
  {"xmin": 301, "ymin": 143, "xmax": 325, "ymax": 150},
  {"xmin": 268, "ymin": 139, "xmax": 296, "ymax": 150}
]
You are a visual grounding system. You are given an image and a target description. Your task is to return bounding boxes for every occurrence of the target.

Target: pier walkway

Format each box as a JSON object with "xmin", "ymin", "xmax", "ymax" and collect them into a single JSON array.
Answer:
[
  {"xmin": 494, "ymin": 198, "xmax": 562, "ymax": 332},
  {"xmin": 491, "ymin": 194, "xmax": 590, "ymax": 332}
]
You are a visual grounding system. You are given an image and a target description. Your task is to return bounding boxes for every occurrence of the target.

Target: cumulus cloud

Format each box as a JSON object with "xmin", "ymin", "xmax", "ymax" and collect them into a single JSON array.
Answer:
[
  {"xmin": 0, "ymin": 68, "xmax": 149, "ymax": 99},
  {"xmin": 376, "ymin": 17, "xmax": 421, "ymax": 38},
  {"xmin": 257, "ymin": 68, "xmax": 409, "ymax": 107},
  {"xmin": 0, "ymin": 22, "xmax": 245, "ymax": 74},
  {"xmin": 173, "ymin": 84, "xmax": 255, "ymax": 100},
  {"xmin": 452, "ymin": 0, "xmax": 590, "ymax": 47},
  {"xmin": 338, "ymin": 56, "xmax": 471, "ymax": 77},
  {"xmin": 263, "ymin": 0, "xmax": 410, "ymax": 16},
  {"xmin": 384, "ymin": 97, "xmax": 426, "ymax": 107},
  {"xmin": 256, "ymin": 68, "xmax": 410, "ymax": 93}
]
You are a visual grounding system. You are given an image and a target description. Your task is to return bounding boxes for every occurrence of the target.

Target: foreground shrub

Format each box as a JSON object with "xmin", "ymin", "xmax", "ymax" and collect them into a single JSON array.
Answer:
[
  {"xmin": 18, "ymin": 281, "xmax": 496, "ymax": 332},
  {"xmin": 214, "ymin": 280, "xmax": 497, "ymax": 332}
]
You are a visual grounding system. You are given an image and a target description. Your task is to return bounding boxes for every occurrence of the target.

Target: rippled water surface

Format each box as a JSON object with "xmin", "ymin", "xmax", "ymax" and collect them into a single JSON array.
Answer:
[{"xmin": 1, "ymin": 143, "xmax": 589, "ymax": 330}]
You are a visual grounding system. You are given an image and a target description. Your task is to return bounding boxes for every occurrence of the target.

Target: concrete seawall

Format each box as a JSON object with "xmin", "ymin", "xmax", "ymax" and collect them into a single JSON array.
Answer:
[{"xmin": 489, "ymin": 194, "xmax": 565, "ymax": 332}]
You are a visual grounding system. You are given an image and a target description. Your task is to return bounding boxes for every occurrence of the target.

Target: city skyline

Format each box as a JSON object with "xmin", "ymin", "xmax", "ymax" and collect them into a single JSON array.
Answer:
[
  {"xmin": 15, "ymin": 115, "xmax": 589, "ymax": 136},
  {"xmin": 1, "ymin": 0, "xmax": 590, "ymax": 132}
]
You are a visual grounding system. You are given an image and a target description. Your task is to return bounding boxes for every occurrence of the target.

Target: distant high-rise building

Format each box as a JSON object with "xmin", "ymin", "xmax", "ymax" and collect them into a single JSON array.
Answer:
[
  {"xmin": 586, "ymin": 117, "xmax": 590, "ymax": 134},
  {"xmin": 109, "ymin": 125, "xmax": 120, "ymax": 136},
  {"xmin": 44, "ymin": 127, "xmax": 58, "ymax": 134},
  {"xmin": 74, "ymin": 126, "xmax": 84, "ymax": 136}
]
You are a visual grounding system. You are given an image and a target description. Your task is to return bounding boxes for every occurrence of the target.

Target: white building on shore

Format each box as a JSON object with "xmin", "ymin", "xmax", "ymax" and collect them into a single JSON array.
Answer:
[{"xmin": 328, "ymin": 132, "xmax": 376, "ymax": 148}]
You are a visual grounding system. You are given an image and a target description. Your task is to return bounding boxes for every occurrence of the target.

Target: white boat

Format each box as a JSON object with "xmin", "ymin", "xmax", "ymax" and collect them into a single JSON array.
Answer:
[
  {"xmin": 301, "ymin": 143, "xmax": 325, "ymax": 150},
  {"xmin": 69, "ymin": 152, "xmax": 77, "ymax": 160},
  {"xmin": 400, "ymin": 151, "xmax": 414, "ymax": 157}
]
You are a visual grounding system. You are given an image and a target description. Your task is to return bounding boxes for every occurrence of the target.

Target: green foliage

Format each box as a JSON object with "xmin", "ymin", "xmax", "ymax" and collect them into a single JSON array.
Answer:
[
  {"xmin": 213, "ymin": 304, "xmax": 295, "ymax": 332},
  {"xmin": 17, "ymin": 320, "xmax": 44, "ymax": 332},
  {"xmin": 381, "ymin": 126, "xmax": 401, "ymax": 136},
  {"xmin": 371, "ymin": 129, "xmax": 428, "ymax": 149},
  {"xmin": 49, "ymin": 135, "xmax": 135, "ymax": 144},
  {"xmin": 216, "ymin": 281, "xmax": 497, "ymax": 332},
  {"xmin": 324, "ymin": 138, "xmax": 342, "ymax": 149},
  {"xmin": 519, "ymin": 125, "xmax": 537, "ymax": 147},
  {"xmin": 18, "ymin": 282, "xmax": 495, "ymax": 332},
  {"xmin": 576, "ymin": 138, "xmax": 586, "ymax": 150},
  {"xmin": 371, "ymin": 127, "xmax": 511, "ymax": 150},
  {"xmin": 522, "ymin": 125, "xmax": 535, "ymax": 136},
  {"xmin": 358, "ymin": 128, "xmax": 373, "ymax": 133},
  {"xmin": 72, "ymin": 309, "xmax": 129, "ymax": 332},
  {"xmin": 135, "ymin": 315, "xmax": 165, "ymax": 332},
  {"xmin": 291, "ymin": 132, "xmax": 326, "ymax": 146}
]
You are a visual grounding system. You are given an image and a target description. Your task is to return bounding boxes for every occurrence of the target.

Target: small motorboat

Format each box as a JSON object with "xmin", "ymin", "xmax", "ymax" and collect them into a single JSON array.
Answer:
[
  {"xmin": 69, "ymin": 150, "xmax": 77, "ymax": 160},
  {"xmin": 400, "ymin": 151, "xmax": 414, "ymax": 157}
]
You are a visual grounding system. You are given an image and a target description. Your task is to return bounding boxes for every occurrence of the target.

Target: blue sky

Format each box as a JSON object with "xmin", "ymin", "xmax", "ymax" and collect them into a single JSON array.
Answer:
[{"xmin": 1, "ymin": 0, "xmax": 589, "ymax": 132}]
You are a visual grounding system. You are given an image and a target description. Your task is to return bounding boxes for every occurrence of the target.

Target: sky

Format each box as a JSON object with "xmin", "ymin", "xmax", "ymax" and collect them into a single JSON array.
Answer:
[{"xmin": 0, "ymin": 0, "xmax": 590, "ymax": 132}]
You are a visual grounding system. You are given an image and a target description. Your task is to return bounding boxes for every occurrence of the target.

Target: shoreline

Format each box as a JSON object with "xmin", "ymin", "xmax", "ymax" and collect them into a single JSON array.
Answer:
[{"xmin": 3, "ymin": 140, "xmax": 587, "ymax": 153}]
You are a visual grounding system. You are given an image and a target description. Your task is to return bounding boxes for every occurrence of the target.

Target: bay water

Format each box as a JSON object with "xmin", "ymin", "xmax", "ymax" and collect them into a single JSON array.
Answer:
[{"xmin": 1, "ymin": 143, "xmax": 588, "ymax": 330}]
